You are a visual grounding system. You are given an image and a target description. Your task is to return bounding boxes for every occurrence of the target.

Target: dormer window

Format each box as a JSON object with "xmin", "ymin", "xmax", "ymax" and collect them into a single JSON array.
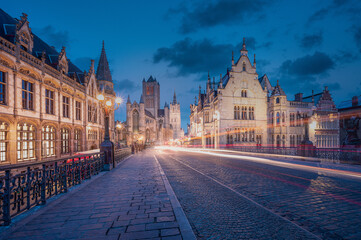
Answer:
[
  {"xmin": 242, "ymin": 62, "xmax": 246, "ymax": 71},
  {"xmin": 276, "ymin": 97, "xmax": 280, "ymax": 104}
]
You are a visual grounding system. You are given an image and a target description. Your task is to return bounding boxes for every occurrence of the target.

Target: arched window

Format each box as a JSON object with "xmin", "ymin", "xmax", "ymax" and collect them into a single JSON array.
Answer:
[
  {"xmin": 276, "ymin": 112, "xmax": 280, "ymax": 125},
  {"xmin": 241, "ymin": 90, "xmax": 247, "ymax": 98},
  {"xmin": 276, "ymin": 97, "xmax": 280, "ymax": 104},
  {"xmin": 243, "ymin": 62, "xmax": 246, "ymax": 71},
  {"xmin": 133, "ymin": 110, "xmax": 140, "ymax": 133},
  {"xmin": 74, "ymin": 129, "xmax": 82, "ymax": 152},
  {"xmin": 276, "ymin": 135, "xmax": 281, "ymax": 147},
  {"xmin": 17, "ymin": 123, "xmax": 36, "ymax": 161},
  {"xmin": 271, "ymin": 112, "xmax": 274, "ymax": 124},
  {"xmin": 42, "ymin": 125, "xmax": 55, "ymax": 157},
  {"xmin": 61, "ymin": 128, "xmax": 70, "ymax": 154},
  {"xmin": 0, "ymin": 122, "xmax": 9, "ymax": 162},
  {"xmin": 249, "ymin": 107, "xmax": 254, "ymax": 120},
  {"xmin": 282, "ymin": 112, "xmax": 285, "ymax": 123}
]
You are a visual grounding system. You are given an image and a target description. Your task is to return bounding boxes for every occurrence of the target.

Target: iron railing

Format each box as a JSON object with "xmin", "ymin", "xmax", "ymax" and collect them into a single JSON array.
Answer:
[
  {"xmin": 0, "ymin": 152, "xmax": 104, "ymax": 226},
  {"xmin": 114, "ymin": 148, "xmax": 131, "ymax": 164}
]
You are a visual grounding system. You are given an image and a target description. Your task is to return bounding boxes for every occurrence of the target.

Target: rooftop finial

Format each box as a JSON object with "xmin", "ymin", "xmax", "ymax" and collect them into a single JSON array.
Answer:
[
  {"xmin": 232, "ymin": 51, "xmax": 234, "ymax": 65},
  {"xmin": 173, "ymin": 90, "xmax": 177, "ymax": 104},
  {"xmin": 277, "ymin": 79, "xmax": 279, "ymax": 86},
  {"xmin": 241, "ymin": 37, "xmax": 248, "ymax": 55}
]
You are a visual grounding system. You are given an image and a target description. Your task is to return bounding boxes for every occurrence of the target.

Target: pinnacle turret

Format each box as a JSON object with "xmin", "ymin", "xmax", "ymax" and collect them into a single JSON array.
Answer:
[{"xmin": 173, "ymin": 91, "xmax": 177, "ymax": 104}]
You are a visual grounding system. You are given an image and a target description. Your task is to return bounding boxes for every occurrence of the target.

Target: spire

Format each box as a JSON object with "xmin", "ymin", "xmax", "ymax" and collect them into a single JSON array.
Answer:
[
  {"xmin": 173, "ymin": 91, "xmax": 177, "ymax": 104},
  {"xmin": 240, "ymin": 37, "xmax": 248, "ymax": 56},
  {"xmin": 140, "ymin": 94, "xmax": 144, "ymax": 104},
  {"xmin": 219, "ymin": 74, "xmax": 223, "ymax": 88},
  {"xmin": 127, "ymin": 95, "xmax": 131, "ymax": 104},
  {"xmin": 164, "ymin": 102, "xmax": 168, "ymax": 108},
  {"xmin": 96, "ymin": 41, "xmax": 112, "ymax": 82},
  {"xmin": 253, "ymin": 54, "xmax": 256, "ymax": 68}
]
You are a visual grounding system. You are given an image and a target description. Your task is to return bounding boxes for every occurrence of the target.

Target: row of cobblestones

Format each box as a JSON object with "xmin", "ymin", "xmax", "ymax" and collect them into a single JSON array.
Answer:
[
  {"xmin": 157, "ymin": 150, "xmax": 361, "ymax": 239},
  {"xmin": 3, "ymin": 151, "xmax": 183, "ymax": 240}
]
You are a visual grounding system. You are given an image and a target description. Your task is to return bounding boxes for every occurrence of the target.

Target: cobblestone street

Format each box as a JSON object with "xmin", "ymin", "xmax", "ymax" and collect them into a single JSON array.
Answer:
[{"xmin": 155, "ymin": 148, "xmax": 361, "ymax": 240}]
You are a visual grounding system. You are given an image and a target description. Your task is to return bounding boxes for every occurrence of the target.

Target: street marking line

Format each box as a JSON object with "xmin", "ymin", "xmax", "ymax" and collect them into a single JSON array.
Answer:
[
  {"xmin": 169, "ymin": 155, "xmax": 321, "ymax": 240},
  {"xmin": 153, "ymin": 154, "xmax": 196, "ymax": 240}
]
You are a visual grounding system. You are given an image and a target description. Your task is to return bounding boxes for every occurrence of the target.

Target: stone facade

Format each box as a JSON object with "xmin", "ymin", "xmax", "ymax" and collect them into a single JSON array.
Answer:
[
  {"xmin": 189, "ymin": 38, "xmax": 339, "ymax": 149},
  {"xmin": 125, "ymin": 76, "xmax": 183, "ymax": 146},
  {"xmin": 0, "ymin": 10, "xmax": 115, "ymax": 164}
]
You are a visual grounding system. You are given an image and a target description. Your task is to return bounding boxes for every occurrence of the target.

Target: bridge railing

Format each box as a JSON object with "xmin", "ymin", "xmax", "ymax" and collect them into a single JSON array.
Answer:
[
  {"xmin": 0, "ymin": 152, "xmax": 104, "ymax": 226},
  {"xmin": 114, "ymin": 148, "xmax": 131, "ymax": 164}
]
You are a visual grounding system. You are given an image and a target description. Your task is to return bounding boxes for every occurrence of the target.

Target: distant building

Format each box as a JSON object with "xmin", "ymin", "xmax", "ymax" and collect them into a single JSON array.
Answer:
[
  {"xmin": 125, "ymin": 76, "xmax": 183, "ymax": 146},
  {"xmin": 338, "ymin": 95, "xmax": 361, "ymax": 148},
  {"xmin": 189, "ymin": 38, "xmax": 339, "ymax": 149},
  {"xmin": 0, "ymin": 9, "xmax": 115, "ymax": 164}
]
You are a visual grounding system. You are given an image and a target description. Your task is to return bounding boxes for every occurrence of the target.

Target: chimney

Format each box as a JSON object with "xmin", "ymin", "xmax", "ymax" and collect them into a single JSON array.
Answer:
[
  {"xmin": 352, "ymin": 96, "xmax": 359, "ymax": 107},
  {"xmin": 295, "ymin": 93, "xmax": 303, "ymax": 102}
]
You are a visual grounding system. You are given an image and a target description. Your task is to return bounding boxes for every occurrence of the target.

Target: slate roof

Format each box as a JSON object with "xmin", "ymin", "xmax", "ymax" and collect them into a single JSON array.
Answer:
[
  {"xmin": 338, "ymin": 95, "xmax": 361, "ymax": 109},
  {"xmin": 0, "ymin": 9, "xmax": 84, "ymax": 84},
  {"xmin": 96, "ymin": 41, "xmax": 112, "ymax": 82},
  {"xmin": 157, "ymin": 109, "xmax": 164, "ymax": 117},
  {"xmin": 145, "ymin": 109, "xmax": 155, "ymax": 119}
]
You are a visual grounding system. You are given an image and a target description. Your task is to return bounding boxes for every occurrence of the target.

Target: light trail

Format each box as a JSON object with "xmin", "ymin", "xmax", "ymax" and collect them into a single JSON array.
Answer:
[
  {"xmin": 155, "ymin": 146, "xmax": 361, "ymax": 180},
  {"xmin": 156, "ymin": 153, "xmax": 321, "ymax": 240}
]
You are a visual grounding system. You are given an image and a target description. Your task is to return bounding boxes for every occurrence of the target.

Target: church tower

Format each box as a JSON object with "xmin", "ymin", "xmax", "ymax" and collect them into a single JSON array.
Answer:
[
  {"xmin": 170, "ymin": 91, "xmax": 182, "ymax": 139},
  {"xmin": 142, "ymin": 76, "xmax": 160, "ymax": 118}
]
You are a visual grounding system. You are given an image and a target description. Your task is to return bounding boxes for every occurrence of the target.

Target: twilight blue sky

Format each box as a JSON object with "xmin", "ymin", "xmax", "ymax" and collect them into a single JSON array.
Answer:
[{"xmin": 3, "ymin": 0, "xmax": 361, "ymax": 130}]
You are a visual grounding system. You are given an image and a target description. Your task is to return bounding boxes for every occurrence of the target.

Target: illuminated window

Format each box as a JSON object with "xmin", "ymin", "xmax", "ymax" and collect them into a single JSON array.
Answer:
[
  {"xmin": 61, "ymin": 128, "xmax": 70, "ymax": 154},
  {"xmin": 22, "ymin": 80, "xmax": 34, "ymax": 110},
  {"xmin": 17, "ymin": 123, "xmax": 35, "ymax": 161},
  {"xmin": 45, "ymin": 89, "xmax": 54, "ymax": 114},
  {"xmin": 276, "ymin": 112, "xmax": 280, "ymax": 125},
  {"xmin": 42, "ymin": 125, "xmax": 55, "ymax": 157},
  {"xmin": 0, "ymin": 122, "xmax": 8, "ymax": 162},
  {"xmin": 0, "ymin": 71, "xmax": 6, "ymax": 105}
]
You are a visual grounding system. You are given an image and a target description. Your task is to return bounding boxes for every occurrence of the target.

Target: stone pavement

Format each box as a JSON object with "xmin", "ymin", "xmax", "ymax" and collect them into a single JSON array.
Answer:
[{"xmin": 2, "ymin": 150, "xmax": 192, "ymax": 240}]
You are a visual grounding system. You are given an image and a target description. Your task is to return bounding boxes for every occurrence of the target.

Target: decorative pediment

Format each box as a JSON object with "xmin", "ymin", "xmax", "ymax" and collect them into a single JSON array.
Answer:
[
  {"xmin": 62, "ymin": 86, "xmax": 74, "ymax": 95},
  {"xmin": 44, "ymin": 79, "xmax": 60, "ymax": 90},
  {"xmin": 0, "ymin": 56, "xmax": 15, "ymax": 69},
  {"xmin": 19, "ymin": 68, "xmax": 40, "ymax": 80},
  {"xmin": 15, "ymin": 13, "xmax": 34, "ymax": 53},
  {"xmin": 57, "ymin": 47, "xmax": 69, "ymax": 74}
]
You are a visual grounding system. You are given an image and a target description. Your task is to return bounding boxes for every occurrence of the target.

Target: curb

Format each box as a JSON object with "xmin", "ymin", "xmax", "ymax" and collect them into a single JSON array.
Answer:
[{"xmin": 154, "ymin": 155, "xmax": 196, "ymax": 240}]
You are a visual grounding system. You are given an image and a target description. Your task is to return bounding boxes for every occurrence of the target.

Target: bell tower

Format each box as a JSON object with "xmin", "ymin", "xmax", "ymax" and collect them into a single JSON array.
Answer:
[{"xmin": 142, "ymin": 76, "xmax": 160, "ymax": 117}]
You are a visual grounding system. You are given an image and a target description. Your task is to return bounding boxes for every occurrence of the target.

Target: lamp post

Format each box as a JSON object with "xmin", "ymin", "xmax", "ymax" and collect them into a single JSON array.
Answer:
[
  {"xmin": 97, "ymin": 93, "xmax": 122, "ymax": 170},
  {"xmin": 298, "ymin": 110, "xmax": 316, "ymax": 157}
]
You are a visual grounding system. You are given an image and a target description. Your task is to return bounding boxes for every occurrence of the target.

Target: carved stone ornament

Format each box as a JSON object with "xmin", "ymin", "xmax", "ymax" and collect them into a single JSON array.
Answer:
[
  {"xmin": 19, "ymin": 68, "xmax": 39, "ymax": 80},
  {"xmin": 0, "ymin": 58, "xmax": 13, "ymax": 69},
  {"xmin": 44, "ymin": 79, "xmax": 58, "ymax": 90}
]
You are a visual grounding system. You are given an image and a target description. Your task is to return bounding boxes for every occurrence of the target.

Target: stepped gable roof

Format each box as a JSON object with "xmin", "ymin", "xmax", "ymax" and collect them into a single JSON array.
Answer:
[
  {"xmin": 270, "ymin": 80, "xmax": 286, "ymax": 96},
  {"xmin": 145, "ymin": 109, "xmax": 155, "ymax": 119},
  {"xmin": 96, "ymin": 41, "xmax": 112, "ymax": 82},
  {"xmin": 158, "ymin": 109, "xmax": 165, "ymax": 117},
  {"xmin": 0, "ymin": 9, "xmax": 84, "ymax": 84}
]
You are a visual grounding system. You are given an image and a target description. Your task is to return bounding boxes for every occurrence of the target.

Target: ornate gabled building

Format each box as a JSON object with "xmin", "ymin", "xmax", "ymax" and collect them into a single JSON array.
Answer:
[
  {"xmin": 0, "ymin": 9, "xmax": 115, "ymax": 164},
  {"xmin": 189, "ymin": 38, "xmax": 339, "ymax": 149},
  {"xmin": 125, "ymin": 76, "xmax": 183, "ymax": 146}
]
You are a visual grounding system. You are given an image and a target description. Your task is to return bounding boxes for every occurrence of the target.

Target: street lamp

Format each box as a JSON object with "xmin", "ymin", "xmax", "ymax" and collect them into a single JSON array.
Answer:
[{"xmin": 97, "ymin": 92, "xmax": 122, "ymax": 170}]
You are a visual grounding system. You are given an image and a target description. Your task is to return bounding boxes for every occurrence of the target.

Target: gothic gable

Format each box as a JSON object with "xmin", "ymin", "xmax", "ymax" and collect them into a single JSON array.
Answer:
[
  {"xmin": 57, "ymin": 47, "xmax": 69, "ymax": 74},
  {"xmin": 15, "ymin": 13, "xmax": 34, "ymax": 53}
]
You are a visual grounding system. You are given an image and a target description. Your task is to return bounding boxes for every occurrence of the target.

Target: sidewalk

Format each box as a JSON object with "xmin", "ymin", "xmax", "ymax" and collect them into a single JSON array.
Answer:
[{"xmin": 1, "ymin": 150, "xmax": 193, "ymax": 240}]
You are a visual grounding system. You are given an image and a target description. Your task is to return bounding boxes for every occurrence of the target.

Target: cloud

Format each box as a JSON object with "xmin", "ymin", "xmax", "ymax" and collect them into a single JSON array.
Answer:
[
  {"xmin": 307, "ymin": 8, "xmax": 328, "ymax": 24},
  {"xmin": 300, "ymin": 32, "xmax": 323, "ymax": 49},
  {"xmin": 280, "ymin": 52, "xmax": 335, "ymax": 76},
  {"xmin": 173, "ymin": 0, "xmax": 270, "ymax": 34},
  {"xmin": 153, "ymin": 38, "xmax": 242, "ymax": 77},
  {"xmin": 333, "ymin": 51, "xmax": 359, "ymax": 64},
  {"xmin": 114, "ymin": 79, "xmax": 139, "ymax": 92},
  {"xmin": 36, "ymin": 25, "xmax": 71, "ymax": 50}
]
